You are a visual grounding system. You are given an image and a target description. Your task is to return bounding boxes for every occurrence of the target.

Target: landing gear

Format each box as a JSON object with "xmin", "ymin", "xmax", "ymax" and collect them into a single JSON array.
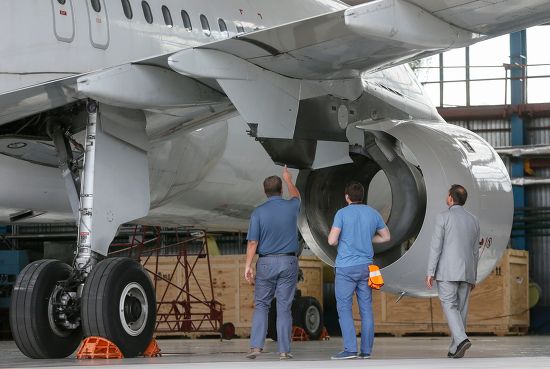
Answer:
[
  {"xmin": 267, "ymin": 294, "xmax": 324, "ymax": 341},
  {"xmin": 294, "ymin": 297, "xmax": 323, "ymax": 340},
  {"xmin": 81, "ymin": 258, "xmax": 156, "ymax": 357},
  {"xmin": 9, "ymin": 100, "xmax": 152, "ymax": 359},
  {"xmin": 10, "ymin": 260, "xmax": 82, "ymax": 358}
]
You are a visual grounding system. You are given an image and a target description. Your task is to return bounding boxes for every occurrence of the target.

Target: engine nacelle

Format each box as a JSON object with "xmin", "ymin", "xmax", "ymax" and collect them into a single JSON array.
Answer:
[{"xmin": 298, "ymin": 120, "xmax": 513, "ymax": 297}]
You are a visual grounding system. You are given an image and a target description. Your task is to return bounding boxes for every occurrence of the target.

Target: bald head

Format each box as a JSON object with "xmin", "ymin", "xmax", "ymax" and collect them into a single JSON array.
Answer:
[{"xmin": 449, "ymin": 184, "xmax": 467, "ymax": 205}]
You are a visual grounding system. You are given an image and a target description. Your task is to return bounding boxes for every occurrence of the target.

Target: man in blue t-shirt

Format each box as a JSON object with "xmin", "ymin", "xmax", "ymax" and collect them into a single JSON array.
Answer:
[
  {"xmin": 244, "ymin": 165, "xmax": 300, "ymax": 360},
  {"xmin": 328, "ymin": 181, "xmax": 390, "ymax": 360}
]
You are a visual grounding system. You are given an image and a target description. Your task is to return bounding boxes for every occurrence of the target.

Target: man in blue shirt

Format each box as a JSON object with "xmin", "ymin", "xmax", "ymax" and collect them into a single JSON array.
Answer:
[
  {"xmin": 328, "ymin": 181, "xmax": 390, "ymax": 360},
  {"xmin": 244, "ymin": 165, "xmax": 300, "ymax": 360}
]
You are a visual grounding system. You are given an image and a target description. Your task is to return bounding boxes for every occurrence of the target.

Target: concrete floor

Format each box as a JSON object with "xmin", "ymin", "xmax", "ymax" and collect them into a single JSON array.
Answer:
[{"xmin": 1, "ymin": 336, "xmax": 549, "ymax": 369}]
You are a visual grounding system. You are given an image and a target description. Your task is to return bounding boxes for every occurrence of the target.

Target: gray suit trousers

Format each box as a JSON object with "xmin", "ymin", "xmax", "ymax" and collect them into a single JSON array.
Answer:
[{"xmin": 437, "ymin": 281, "xmax": 471, "ymax": 353}]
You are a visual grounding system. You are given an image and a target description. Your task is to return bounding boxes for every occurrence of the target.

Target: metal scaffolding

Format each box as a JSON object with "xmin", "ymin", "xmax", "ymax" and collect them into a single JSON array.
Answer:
[{"xmin": 109, "ymin": 226, "xmax": 226, "ymax": 337}]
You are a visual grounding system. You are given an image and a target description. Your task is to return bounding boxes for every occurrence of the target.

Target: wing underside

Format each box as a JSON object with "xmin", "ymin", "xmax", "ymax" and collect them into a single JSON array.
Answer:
[{"xmin": 3, "ymin": 0, "xmax": 550, "ymax": 127}]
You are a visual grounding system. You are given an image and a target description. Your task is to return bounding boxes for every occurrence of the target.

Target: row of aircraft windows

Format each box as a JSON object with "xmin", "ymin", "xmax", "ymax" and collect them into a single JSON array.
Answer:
[
  {"xmin": 137, "ymin": 1, "xmax": 244, "ymax": 37},
  {"xmin": 67, "ymin": 0, "xmax": 248, "ymax": 37}
]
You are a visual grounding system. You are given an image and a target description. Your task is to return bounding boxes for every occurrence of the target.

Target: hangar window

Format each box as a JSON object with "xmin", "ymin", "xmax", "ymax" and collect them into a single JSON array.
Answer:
[
  {"xmin": 121, "ymin": 0, "xmax": 133, "ymax": 19},
  {"xmin": 200, "ymin": 14, "xmax": 211, "ymax": 37},
  {"xmin": 235, "ymin": 23, "xmax": 245, "ymax": 34},
  {"xmin": 142, "ymin": 1, "xmax": 153, "ymax": 24},
  {"xmin": 162, "ymin": 6, "xmax": 173, "ymax": 27},
  {"xmin": 181, "ymin": 10, "xmax": 192, "ymax": 30},
  {"xmin": 218, "ymin": 18, "xmax": 228, "ymax": 37},
  {"xmin": 91, "ymin": 0, "xmax": 101, "ymax": 13},
  {"xmin": 57, "ymin": 0, "xmax": 66, "ymax": 5}
]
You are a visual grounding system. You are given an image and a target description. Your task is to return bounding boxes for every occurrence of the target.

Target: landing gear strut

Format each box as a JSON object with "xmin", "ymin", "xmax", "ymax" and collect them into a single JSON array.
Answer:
[{"xmin": 10, "ymin": 101, "xmax": 153, "ymax": 358}]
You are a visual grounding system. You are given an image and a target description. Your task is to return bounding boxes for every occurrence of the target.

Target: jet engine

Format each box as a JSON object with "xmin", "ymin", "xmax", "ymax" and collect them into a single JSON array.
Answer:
[{"xmin": 297, "ymin": 120, "xmax": 513, "ymax": 296}]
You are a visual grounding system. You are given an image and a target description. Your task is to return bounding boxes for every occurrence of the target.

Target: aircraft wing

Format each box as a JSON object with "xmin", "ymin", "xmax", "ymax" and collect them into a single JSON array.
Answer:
[
  {"xmin": 168, "ymin": 0, "xmax": 550, "ymax": 143},
  {"xmin": 4, "ymin": 0, "xmax": 550, "ymax": 129},
  {"xmin": 0, "ymin": 75, "xmax": 81, "ymax": 126},
  {"xmin": 0, "ymin": 56, "xmax": 227, "ymax": 126},
  {"xmin": 171, "ymin": 0, "xmax": 550, "ymax": 80}
]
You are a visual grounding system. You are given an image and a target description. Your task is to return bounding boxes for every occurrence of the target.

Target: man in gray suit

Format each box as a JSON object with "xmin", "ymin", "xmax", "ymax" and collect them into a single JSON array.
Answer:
[{"xmin": 426, "ymin": 184, "xmax": 480, "ymax": 359}]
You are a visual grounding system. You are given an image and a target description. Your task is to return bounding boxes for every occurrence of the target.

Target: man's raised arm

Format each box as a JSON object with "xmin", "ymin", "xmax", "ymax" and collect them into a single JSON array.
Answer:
[{"xmin": 282, "ymin": 165, "xmax": 300, "ymax": 199}]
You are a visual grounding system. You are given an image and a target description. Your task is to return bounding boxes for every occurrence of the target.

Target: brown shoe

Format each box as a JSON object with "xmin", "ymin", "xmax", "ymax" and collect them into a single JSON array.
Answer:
[
  {"xmin": 280, "ymin": 353, "xmax": 293, "ymax": 360},
  {"xmin": 246, "ymin": 348, "xmax": 262, "ymax": 359}
]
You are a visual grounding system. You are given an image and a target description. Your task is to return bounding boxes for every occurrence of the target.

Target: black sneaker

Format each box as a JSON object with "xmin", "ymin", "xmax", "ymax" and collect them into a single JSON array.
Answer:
[
  {"xmin": 447, "ymin": 352, "xmax": 453, "ymax": 358},
  {"xmin": 358, "ymin": 353, "xmax": 371, "ymax": 359},
  {"xmin": 453, "ymin": 339, "xmax": 471, "ymax": 359}
]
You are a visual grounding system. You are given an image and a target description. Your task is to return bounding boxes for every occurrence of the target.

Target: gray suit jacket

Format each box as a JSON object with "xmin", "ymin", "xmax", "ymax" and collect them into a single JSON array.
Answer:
[{"xmin": 427, "ymin": 205, "xmax": 480, "ymax": 284}]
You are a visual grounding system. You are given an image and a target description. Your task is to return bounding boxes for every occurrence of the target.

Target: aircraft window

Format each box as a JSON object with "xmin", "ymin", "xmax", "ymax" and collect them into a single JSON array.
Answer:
[
  {"xmin": 121, "ymin": 0, "xmax": 133, "ymax": 19},
  {"xmin": 162, "ymin": 5, "xmax": 173, "ymax": 27},
  {"xmin": 218, "ymin": 18, "xmax": 228, "ymax": 37},
  {"xmin": 91, "ymin": 0, "xmax": 101, "ymax": 13},
  {"xmin": 200, "ymin": 14, "xmax": 211, "ymax": 37},
  {"xmin": 142, "ymin": 1, "xmax": 153, "ymax": 24},
  {"xmin": 181, "ymin": 10, "xmax": 192, "ymax": 30},
  {"xmin": 236, "ymin": 23, "xmax": 245, "ymax": 34},
  {"xmin": 57, "ymin": 0, "xmax": 66, "ymax": 5}
]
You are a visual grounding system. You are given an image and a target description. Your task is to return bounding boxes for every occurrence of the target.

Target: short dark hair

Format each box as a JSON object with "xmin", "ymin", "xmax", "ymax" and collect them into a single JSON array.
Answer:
[
  {"xmin": 449, "ymin": 184, "xmax": 468, "ymax": 205},
  {"xmin": 263, "ymin": 175, "xmax": 282, "ymax": 196},
  {"xmin": 345, "ymin": 181, "xmax": 365, "ymax": 202}
]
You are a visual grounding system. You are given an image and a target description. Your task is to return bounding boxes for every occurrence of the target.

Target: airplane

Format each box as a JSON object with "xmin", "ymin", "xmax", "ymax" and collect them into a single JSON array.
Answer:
[{"xmin": 2, "ymin": 0, "xmax": 547, "ymax": 360}]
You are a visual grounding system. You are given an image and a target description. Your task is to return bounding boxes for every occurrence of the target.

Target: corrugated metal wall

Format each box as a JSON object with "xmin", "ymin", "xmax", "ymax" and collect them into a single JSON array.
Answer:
[
  {"xmin": 451, "ymin": 117, "xmax": 550, "ymax": 306},
  {"xmin": 452, "ymin": 119, "xmax": 512, "ymax": 148},
  {"xmin": 526, "ymin": 118, "xmax": 550, "ymax": 306}
]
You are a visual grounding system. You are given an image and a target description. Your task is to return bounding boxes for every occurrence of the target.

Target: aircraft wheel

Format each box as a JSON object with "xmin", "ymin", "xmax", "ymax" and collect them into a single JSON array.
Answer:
[
  {"xmin": 81, "ymin": 257, "xmax": 156, "ymax": 358},
  {"xmin": 294, "ymin": 297, "xmax": 323, "ymax": 340},
  {"xmin": 9, "ymin": 259, "xmax": 82, "ymax": 358}
]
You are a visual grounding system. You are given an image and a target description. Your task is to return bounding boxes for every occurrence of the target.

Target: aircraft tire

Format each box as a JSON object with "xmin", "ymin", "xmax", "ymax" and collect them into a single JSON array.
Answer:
[
  {"xmin": 9, "ymin": 259, "xmax": 82, "ymax": 358},
  {"xmin": 267, "ymin": 295, "xmax": 323, "ymax": 341},
  {"xmin": 81, "ymin": 257, "xmax": 156, "ymax": 358},
  {"xmin": 294, "ymin": 296, "xmax": 323, "ymax": 340}
]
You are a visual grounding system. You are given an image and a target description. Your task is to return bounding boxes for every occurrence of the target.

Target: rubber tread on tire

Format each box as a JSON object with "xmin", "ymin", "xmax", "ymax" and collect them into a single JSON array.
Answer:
[
  {"xmin": 9, "ymin": 259, "xmax": 82, "ymax": 358},
  {"xmin": 81, "ymin": 257, "xmax": 156, "ymax": 358}
]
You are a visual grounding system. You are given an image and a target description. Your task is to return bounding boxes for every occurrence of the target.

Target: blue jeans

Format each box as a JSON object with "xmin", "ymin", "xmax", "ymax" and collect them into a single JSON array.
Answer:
[
  {"xmin": 250, "ymin": 255, "xmax": 298, "ymax": 353},
  {"xmin": 335, "ymin": 263, "xmax": 374, "ymax": 354}
]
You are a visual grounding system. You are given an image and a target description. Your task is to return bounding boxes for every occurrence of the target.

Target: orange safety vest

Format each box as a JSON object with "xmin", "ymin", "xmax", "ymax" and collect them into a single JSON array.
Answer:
[{"xmin": 368, "ymin": 265, "xmax": 384, "ymax": 290}]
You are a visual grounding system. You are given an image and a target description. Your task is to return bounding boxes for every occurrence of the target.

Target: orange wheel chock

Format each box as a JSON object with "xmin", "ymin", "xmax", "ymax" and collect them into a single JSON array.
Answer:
[
  {"xmin": 76, "ymin": 336, "xmax": 124, "ymax": 359},
  {"xmin": 320, "ymin": 327, "xmax": 330, "ymax": 340},
  {"xmin": 291, "ymin": 326, "xmax": 309, "ymax": 341},
  {"xmin": 143, "ymin": 338, "xmax": 162, "ymax": 357}
]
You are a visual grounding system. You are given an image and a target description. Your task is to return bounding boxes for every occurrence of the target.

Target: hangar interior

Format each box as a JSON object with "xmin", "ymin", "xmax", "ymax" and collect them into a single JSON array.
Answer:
[{"xmin": 1, "ymin": 2, "xmax": 550, "ymax": 366}]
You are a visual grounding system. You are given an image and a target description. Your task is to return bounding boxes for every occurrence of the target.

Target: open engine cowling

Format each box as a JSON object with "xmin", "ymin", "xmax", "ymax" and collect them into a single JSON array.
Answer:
[{"xmin": 297, "ymin": 120, "xmax": 513, "ymax": 297}]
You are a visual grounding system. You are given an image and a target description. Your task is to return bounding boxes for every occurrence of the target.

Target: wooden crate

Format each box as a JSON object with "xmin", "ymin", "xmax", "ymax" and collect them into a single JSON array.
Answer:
[
  {"xmin": 352, "ymin": 249, "xmax": 529, "ymax": 336},
  {"xmin": 144, "ymin": 255, "xmax": 324, "ymax": 337}
]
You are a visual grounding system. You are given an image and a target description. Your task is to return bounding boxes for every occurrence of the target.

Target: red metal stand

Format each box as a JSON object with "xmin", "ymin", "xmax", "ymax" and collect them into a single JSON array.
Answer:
[
  {"xmin": 291, "ymin": 326, "xmax": 309, "ymax": 341},
  {"xmin": 110, "ymin": 226, "xmax": 224, "ymax": 337}
]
